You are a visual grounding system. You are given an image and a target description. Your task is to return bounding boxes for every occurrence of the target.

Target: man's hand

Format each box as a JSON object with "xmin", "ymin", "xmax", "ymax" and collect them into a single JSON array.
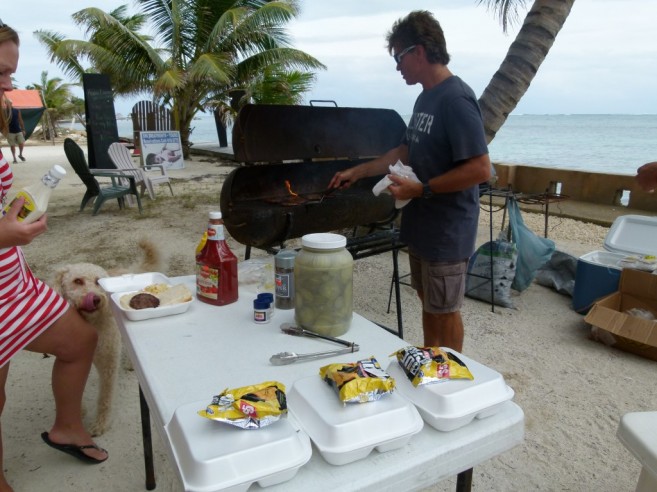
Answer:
[
  {"xmin": 387, "ymin": 174, "xmax": 423, "ymax": 200},
  {"xmin": 0, "ymin": 197, "xmax": 48, "ymax": 248},
  {"xmin": 636, "ymin": 162, "xmax": 657, "ymax": 193},
  {"xmin": 328, "ymin": 166, "xmax": 362, "ymax": 190}
]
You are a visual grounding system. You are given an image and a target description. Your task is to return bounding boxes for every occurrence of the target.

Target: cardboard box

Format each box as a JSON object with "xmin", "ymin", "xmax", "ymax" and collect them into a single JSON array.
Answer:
[{"xmin": 585, "ymin": 268, "xmax": 657, "ymax": 361}]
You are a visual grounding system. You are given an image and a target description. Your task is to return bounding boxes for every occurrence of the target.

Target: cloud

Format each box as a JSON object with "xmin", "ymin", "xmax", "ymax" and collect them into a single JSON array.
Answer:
[{"xmin": 4, "ymin": 0, "xmax": 657, "ymax": 116}]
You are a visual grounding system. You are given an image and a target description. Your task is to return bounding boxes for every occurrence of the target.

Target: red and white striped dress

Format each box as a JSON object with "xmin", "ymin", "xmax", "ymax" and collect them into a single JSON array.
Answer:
[{"xmin": 0, "ymin": 150, "xmax": 69, "ymax": 367}]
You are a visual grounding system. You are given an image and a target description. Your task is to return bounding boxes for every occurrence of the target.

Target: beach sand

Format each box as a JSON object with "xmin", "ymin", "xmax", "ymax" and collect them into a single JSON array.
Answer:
[{"xmin": 2, "ymin": 140, "xmax": 655, "ymax": 491}]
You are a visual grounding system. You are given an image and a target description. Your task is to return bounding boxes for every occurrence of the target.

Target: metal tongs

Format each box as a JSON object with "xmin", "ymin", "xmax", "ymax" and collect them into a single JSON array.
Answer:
[
  {"xmin": 270, "ymin": 345, "xmax": 360, "ymax": 365},
  {"xmin": 279, "ymin": 322, "xmax": 355, "ymax": 348},
  {"xmin": 270, "ymin": 323, "xmax": 360, "ymax": 365},
  {"xmin": 319, "ymin": 186, "xmax": 338, "ymax": 203}
]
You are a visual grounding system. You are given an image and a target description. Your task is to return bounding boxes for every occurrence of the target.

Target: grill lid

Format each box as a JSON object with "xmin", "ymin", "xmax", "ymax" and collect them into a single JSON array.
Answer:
[{"xmin": 232, "ymin": 104, "xmax": 407, "ymax": 163}]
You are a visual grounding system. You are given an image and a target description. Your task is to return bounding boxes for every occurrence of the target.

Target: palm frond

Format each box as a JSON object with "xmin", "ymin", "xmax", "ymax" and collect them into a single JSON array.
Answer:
[{"xmin": 476, "ymin": 0, "xmax": 528, "ymax": 33}]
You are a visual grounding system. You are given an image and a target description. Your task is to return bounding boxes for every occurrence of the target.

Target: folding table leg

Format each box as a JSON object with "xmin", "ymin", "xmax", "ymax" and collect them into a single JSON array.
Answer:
[
  {"xmin": 139, "ymin": 386, "xmax": 156, "ymax": 490},
  {"xmin": 456, "ymin": 468, "xmax": 473, "ymax": 492},
  {"xmin": 391, "ymin": 248, "xmax": 404, "ymax": 339}
]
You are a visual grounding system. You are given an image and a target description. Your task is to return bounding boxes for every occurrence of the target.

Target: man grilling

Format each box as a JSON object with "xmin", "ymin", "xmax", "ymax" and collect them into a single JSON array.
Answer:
[{"xmin": 329, "ymin": 10, "xmax": 491, "ymax": 352}]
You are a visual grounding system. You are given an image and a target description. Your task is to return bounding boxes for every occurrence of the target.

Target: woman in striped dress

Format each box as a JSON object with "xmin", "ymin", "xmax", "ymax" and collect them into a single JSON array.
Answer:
[{"xmin": 0, "ymin": 20, "xmax": 107, "ymax": 492}]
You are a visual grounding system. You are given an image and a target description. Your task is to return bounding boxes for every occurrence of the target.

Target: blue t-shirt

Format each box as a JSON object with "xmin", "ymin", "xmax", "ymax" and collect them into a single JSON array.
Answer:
[{"xmin": 400, "ymin": 76, "xmax": 488, "ymax": 261}]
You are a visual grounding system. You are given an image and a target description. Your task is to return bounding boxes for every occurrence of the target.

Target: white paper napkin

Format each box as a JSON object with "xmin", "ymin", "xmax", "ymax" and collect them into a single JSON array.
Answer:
[{"xmin": 372, "ymin": 160, "xmax": 421, "ymax": 209}]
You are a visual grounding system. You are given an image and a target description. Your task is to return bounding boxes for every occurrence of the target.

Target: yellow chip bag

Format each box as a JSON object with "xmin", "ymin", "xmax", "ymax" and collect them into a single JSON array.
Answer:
[
  {"xmin": 393, "ymin": 346, "xmax": 474, "ymax": 387},
  {"xmin": 320, "ymin": 357, "xmax": 395, "ymax": 404},
  {"xmin": 198, "ymin": 381, "xmax": 287, "ymax": 429}
]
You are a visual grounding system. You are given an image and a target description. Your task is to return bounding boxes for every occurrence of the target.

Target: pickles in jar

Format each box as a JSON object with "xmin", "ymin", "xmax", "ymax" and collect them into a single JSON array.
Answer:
[{"xmin": 294, "ymin": 233, "xmax": 353, "ymax": 336}]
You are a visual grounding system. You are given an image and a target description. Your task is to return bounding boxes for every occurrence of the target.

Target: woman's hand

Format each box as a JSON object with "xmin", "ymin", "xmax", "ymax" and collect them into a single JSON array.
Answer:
[{"xmin": 0, "ymin": 197, "xmax": 48, "ymax": 248}]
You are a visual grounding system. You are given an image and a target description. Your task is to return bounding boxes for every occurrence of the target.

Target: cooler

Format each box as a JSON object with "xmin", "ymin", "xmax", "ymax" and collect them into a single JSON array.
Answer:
[{"xmin": 572, "ymin": 215, "xmax": 657, "ymax": 314}]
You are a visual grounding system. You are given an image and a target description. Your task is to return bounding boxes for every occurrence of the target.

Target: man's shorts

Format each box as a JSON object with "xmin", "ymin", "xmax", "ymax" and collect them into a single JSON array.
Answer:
[
  {"xmin": 6, "ymin": 132, "xmax": 25, "ymax": 146},
  {"xmin": 409, "ymin": 252, "xmax": 468, "ymax": 314}
]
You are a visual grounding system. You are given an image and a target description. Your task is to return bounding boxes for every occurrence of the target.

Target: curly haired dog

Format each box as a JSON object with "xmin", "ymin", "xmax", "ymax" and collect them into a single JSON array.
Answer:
[{"xmin": 50, "ymin": 239, "xmax": 162, "ymax": 436}]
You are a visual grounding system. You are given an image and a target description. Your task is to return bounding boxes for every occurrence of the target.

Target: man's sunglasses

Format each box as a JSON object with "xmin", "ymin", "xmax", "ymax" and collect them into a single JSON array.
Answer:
[{"xmin": 393, "ymin": 45, "xmax": 416, "ymax": 64}]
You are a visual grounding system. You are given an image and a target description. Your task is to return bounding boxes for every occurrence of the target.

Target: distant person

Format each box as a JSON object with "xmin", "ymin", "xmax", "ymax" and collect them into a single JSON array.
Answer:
[
  {"xmin": 1, "ymin": 19, "xmax": 108, "ymax": 492},
  {"xmin": 636, "ymin": 162, "xmax": 657, "ymax": 193},
  {"xmin": 328, "ymin": 11, "xmax": 491, "ymax": 352},
  {"xmin": 3, "ymin": 100, "xmax": 25, "ymax": 163},
  {"xmin": 145, "ymin": 143, "xmax": 181, "ymax": 167}
]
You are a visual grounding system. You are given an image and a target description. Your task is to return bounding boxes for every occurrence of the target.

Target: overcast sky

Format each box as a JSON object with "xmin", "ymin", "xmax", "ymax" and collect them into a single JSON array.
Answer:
[{"xmin": 4, "ymin": 0, "xmax": 657, "ymax": 117}]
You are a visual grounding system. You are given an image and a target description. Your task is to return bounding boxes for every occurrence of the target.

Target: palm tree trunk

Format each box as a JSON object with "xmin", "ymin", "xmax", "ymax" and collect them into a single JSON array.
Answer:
[{"xmin": 478, "ymin": 0, "xmax": 576, "ymax": 143}]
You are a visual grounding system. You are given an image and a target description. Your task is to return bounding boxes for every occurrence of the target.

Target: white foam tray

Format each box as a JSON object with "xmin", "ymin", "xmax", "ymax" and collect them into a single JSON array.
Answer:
[
  {"xmin": 166, "ymin": 400, "xmax": 312, "ymax": 492},
  {"xmin": 604, "ymin": 214, "xmax": 657, "ymax": 256},
  {"xmin": 287, "ymin": 374, "xmax": 423, "ymax": 466},
  {"xmin": 98, "ymin": 272, "xmax": 171, "ymax": 293},
  {"xmin": 110, "ymin": 290, "xmax": 193, "ymax": 321},
  {"xmin": 386, "ymin": 350, "xmax": 514, "ymax": 432}
]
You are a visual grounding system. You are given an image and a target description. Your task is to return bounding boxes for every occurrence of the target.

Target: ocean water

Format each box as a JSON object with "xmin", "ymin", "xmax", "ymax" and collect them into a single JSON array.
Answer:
[
  {"xmin": 115, "ymin": 113, "xmax": 657, "ymax": 176},
  {"xmin": 487, "ymin": 114, "xmax": 657, "ymax": 176}
]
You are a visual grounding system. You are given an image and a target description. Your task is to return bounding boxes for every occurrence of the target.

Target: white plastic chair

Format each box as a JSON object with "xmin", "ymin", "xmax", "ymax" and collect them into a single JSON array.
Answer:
[
  {"xmin": 617, "ymin": 411, "xmax": 657, "ymax": 492},
  {"xmin": 108, "ymin": 142, "xmax": 174, "ymax": 199}
]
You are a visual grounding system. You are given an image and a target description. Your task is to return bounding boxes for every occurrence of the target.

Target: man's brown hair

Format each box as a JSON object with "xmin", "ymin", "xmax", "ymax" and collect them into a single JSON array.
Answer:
[{"xmin": 386, "ymin": 10, "xmax": 450, "ymax": 65}]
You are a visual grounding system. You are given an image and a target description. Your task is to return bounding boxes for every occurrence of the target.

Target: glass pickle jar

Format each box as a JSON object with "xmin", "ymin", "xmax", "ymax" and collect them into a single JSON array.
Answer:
[{"xmin": 294, "ymin": 233, "xmax": 353, "ymax": 336}]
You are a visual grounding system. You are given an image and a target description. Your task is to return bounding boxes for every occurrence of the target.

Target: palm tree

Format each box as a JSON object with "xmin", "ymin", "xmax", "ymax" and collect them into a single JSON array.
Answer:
[
  {"xmin": 35, "ymin": 0, "xmax": 325, "ymax": 156},
  {"xmin": 477, "ymin": 0, "xmax": 576, "ymax": 143},
  {"xmin": 212, "ymin": 66, "xmax": 316, "ymax": 126},
  {"xmin": 26, "ymin": 70, "xmax": 78, "ymax": 137}
]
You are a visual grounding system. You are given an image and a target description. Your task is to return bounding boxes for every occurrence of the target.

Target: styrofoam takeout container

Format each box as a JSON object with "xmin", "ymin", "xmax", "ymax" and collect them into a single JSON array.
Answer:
[
  {"xmin": 603, "ymin": 214, "xmax": 657, "ymax": 257},
  {"xmin": 166, "ymin": 400, "xmax": 312, "ymax": 492},
  {"xmin": 98, "ymin": 272, "xmax": 171, "ymax": 293},
  {"xmin": 101, "ymin": 272, "xmax": 194, "ymax": 321},
  {"xmin": 386, "ymin": 349, "xmax": 514, "ymax": 432},
  {"xmin": 287, "ymin": 374, "xmax": 423, "ymax": 466},
  {"xmin": 110, "ymin": 290, "xmax": 193, "ymax": 321}
]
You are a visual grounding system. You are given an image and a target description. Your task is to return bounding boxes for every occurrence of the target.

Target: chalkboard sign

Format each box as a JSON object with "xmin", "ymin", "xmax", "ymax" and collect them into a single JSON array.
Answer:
[{"xmin": 83, "ymin": 74, "xmax": 119, "ymax": 169}]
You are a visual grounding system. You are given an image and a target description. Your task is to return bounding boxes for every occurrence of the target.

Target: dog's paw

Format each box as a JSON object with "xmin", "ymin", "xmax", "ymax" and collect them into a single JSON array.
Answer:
[
  {"xmin": 89, "ymin": 421, "xmax": 109, "ymax": 437},
  {"xmin": 121, "ymin": 351, "xmax": 134, "ymax": 371}
]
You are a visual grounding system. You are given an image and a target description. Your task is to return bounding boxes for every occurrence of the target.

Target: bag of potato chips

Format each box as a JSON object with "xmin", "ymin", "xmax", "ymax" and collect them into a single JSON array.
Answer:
[
  {"xmin": 393, "ymin": 346, "xmax": 474, "ymax": 387},
  {"xmin": 320, "ymin": 357, "xmax": 395, "ymax": 404},
  {"xmin": 198, "ymin": 381, "xmax": 287, "ymax": 429}
]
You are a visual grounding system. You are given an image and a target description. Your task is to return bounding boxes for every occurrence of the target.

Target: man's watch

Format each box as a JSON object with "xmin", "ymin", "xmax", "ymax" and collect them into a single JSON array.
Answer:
[{"xmin": 422, "ymin": 182, "xmax": 433, "ymax": 199}]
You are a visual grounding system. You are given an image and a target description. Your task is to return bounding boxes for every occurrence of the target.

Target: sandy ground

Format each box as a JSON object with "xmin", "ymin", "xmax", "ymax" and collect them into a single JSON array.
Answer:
[{"xmin": 2, "ymin": 139, "xmax": 656, "ymax": 491}]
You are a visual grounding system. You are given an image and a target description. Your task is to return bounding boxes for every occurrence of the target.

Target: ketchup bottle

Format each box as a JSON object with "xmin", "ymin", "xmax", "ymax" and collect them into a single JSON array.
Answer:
[{"xmin": 195, "ymin": 211, "xmax": 238, "ymax": 305}]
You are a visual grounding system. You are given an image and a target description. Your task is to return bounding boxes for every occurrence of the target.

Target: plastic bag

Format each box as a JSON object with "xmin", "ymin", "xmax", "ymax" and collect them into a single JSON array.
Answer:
[
  {"xmin": 466, "ymin": 239, "xmax": 517, "ymax": 308},
  {"xmin": 238, "ymin": 257, "xmax": 275, "ymax": 294},
  {"xmin": 535, "ymin": 250, "xmax": 578, "ymax": 296},
  {"xmin": 507, "ymin": 198, "xmax": 555, "ymax": 292}
]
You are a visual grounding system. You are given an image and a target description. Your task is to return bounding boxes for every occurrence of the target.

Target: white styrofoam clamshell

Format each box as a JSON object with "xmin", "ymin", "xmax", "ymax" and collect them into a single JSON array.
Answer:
[
  {"xmin": 98, "ymin": 272, "xmax": 171, "ymax": 293},
  {"xmin": 110, "ymin": 290, "xmax": 193, "ymax": 321},
  {"xmin": 604, "ymin": 215, "xmax": 657, "ymax": 257},
  {"xmin": 386, "ymin": 350, "xmax": 514, "ymax": 432},
  {"xmin": 287, "ymin": 374, "xmax": 424, "ymax": 466},
  {"xmin": 166, "ymin": 400, "xmax": 312, "ymax": 492}
]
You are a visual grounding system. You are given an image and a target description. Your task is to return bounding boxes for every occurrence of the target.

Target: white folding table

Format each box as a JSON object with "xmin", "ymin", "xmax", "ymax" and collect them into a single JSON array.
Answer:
[{"xmin": 110, "ymin": 275, "xmax": 524, "ymax": 491}]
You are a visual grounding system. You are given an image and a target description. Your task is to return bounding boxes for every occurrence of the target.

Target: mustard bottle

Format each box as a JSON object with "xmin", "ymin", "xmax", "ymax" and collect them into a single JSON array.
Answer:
[{"xmin": 3, "ymin": 165, "xmax": 66, "ymax": 223}]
